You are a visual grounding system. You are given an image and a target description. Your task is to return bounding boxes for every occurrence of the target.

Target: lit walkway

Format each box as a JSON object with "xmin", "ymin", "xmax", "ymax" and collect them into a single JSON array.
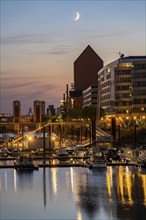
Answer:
[{"xmin": 96, "ymin": 128, "xmax": 113, "ymax": 142}]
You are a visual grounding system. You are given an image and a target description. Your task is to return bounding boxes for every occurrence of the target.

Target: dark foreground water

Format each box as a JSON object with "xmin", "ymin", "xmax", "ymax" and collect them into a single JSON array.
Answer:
[{"xmin": 0, "ymin": 166, "xmax": 146, "ymax": 220}]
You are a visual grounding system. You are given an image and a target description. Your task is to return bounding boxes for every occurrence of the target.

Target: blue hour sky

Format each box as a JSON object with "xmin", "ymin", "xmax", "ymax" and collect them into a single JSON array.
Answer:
[{"xmin": 1, "ymin": 0, "xmax": 146, "ymax": 114}]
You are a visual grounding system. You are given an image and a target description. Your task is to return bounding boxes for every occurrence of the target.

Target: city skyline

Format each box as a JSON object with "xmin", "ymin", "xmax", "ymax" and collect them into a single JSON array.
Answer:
[{"xmin": 1, "ymin": 0, "xmax": 146, "ymax": 114}]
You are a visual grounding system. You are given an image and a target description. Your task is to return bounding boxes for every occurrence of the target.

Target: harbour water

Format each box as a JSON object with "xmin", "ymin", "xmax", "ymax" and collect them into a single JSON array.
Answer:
[{"xmin": 0, "ymin": 166, "xmax": 146, "ymax": 220}]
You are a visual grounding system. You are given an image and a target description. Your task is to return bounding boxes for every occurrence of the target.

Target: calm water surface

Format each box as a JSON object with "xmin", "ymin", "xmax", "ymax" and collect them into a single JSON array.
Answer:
[{"xmin": 0, "ymin": 166, "xmax": 146, "ymax": 220}]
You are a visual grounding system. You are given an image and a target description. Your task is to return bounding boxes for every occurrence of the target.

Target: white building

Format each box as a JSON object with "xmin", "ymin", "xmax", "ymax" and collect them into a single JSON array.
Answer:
[
  {"xmin": 82, "ymin": 85, "xmax": 98, "ymax": 108},
  {"xmin": 98, "ymin": 56, "xmax": 146, "ymax": 122}
]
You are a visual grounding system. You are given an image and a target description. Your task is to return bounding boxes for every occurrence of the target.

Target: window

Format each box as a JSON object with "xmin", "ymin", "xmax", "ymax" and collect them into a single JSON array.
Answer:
[
  {"xmin": 134, "ymin": 64, "xmax": 146, "ymax": 70},
  {"xmin": 115, "ymin": 70, "xmax": 131, "ymax": 75}
]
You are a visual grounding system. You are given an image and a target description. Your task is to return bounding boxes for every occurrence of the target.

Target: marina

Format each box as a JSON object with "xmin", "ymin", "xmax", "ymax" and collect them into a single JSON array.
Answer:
[
  {"xmin": 0, "ymin": 156, "xmax": 144, "ymax": 169},
  {"xmin": 1, "ymin": 1, "xmax": 146, "ymax": 219},
  {"xmin": 89, "ymin": 156, "xmax": 107, "ymax": 169}
]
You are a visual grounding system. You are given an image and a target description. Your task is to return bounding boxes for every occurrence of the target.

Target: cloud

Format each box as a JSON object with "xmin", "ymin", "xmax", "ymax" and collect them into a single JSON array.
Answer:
[
  {"xmin": 45, "ymin": 49, "xmax": 71, "ymax": 55},
  {"xmin": 3, "ymin": 81, "xmax": 34, "ymax": 90},
  {"xmin": 1, "ymin": 78, "xmax": 56, "ymax": 92},
  {"xmin": 83, "ymin": 31, "xmax": 131, "ymax": 40},
  {"xmin": 1, "ymin": 33, "xmax": 52, "ymax": 45},
  {"xmin": 1, "ymin": 33, "xmax": 73, "ymax": 57},
  {"xmin": 1, "ymin": 79, "xmax": 60, "ymax": 113},
  {"xmin": 1, "ymin": 76, "xmax": 50, "ymax": 80}
]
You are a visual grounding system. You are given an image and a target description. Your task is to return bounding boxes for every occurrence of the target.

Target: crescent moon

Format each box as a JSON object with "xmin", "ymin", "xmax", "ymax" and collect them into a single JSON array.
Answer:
[{"xmin": 74, "ymin": 12, "xmax": 80, "ymax": 21}]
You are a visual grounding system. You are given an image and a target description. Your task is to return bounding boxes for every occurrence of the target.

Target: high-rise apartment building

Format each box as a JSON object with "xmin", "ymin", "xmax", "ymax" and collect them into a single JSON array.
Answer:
[
  {"xmin": 98, "ymin": 56, "xmax": 146, "ymax": 123},
  {"xmin": 33, "ymin": 100, "xmax": 45, "ymax": 123},
  {"xmin": 13, "ymin": 100, "xmax": 21, "ymax": 123},
  {"xmin": 98, "ymin": 59, "xmax": 118, "ymax": 115}
]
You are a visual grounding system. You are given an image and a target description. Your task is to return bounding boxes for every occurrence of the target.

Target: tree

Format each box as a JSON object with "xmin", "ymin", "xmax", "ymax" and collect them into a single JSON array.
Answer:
[
  {"xmin": 82, "ymin": 106, "xmax": 97, "ymax": 146},
  {"xmin": 82, "ymin": 106, "xmax": 96, "ymax": 120},
  {"xmin": 67, "ymin": 109, "xmax": 82, "ymax": 120}
]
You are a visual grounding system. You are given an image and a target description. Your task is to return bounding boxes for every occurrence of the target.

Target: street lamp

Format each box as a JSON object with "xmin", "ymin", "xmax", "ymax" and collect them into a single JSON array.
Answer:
[
  {"xmin": 133, "ymin": 116, "xmax": 139, "ymax": 148},
  {"xmin": 134, "ymin": 124, "xmax": 138, "ymax": 148},
  {"xmin": 28, "ymin": 136, "xmax": 33, "ymax": 149},
  {"xmin": 51, "ymin": 133, "xmax": 60, "ymax": 148}
]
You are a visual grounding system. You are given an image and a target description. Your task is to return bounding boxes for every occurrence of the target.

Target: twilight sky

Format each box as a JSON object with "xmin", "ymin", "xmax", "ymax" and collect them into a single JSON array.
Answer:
[{"xmin": 1, "ymin": 0, "xmax": 146, "ymax": 114}]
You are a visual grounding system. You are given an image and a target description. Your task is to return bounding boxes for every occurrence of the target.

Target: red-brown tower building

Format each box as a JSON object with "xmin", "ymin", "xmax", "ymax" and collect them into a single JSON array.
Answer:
[
  {"xmin": 71, "ymin": 45, "xmax": 103, "ymax": 110},
  {"xmin": 13, "ymin": 100, "xmax": 21, "ymax": 123},
  {"xmin": 33, "ymin": 100, "xmax": 45, "ymax": 123},
  {"xmin": 74, "ymin": 45, "xmax": 103, "ymax": 92}
]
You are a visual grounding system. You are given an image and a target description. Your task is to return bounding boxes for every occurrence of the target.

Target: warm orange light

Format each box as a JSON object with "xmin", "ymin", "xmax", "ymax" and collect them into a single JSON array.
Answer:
[
  {"xmin": 52, "ymin": 136, "xmax": 56, "ymax": 141},
  {"xmin": 28, "ymin": 136, "xmax": 32, "ymax": 141}
]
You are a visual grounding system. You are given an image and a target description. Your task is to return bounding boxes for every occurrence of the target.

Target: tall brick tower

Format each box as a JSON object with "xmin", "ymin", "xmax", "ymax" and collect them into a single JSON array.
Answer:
[
  {"xmin": 13, "ymin": 100, "xmax": 21, "ymax": 123},
  {"xmin": 33, "ymin": 100, "xmax": 45, "ymax": 123},
  {"xmin": 74, "ymin": 45, "xmax": 103, "ymax": 92}
]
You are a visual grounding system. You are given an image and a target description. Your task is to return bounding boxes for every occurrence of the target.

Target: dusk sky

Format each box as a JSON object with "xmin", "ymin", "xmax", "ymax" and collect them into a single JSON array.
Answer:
[{"xmin": 1, "ymin": 0, "xmax": 145, "ymax": 114}]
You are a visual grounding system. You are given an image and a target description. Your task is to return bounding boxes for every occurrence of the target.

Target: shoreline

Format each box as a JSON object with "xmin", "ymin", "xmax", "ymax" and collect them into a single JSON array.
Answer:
[{"xmin": 0, "ymin": 162, "xmax": 143, "ymax": 169}]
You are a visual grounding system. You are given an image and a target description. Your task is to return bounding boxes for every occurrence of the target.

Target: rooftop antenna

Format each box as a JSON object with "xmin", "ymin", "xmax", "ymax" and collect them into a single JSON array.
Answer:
[{"xmin": 119, "ymin": 52, "xmax": 124, "ymax": 58}]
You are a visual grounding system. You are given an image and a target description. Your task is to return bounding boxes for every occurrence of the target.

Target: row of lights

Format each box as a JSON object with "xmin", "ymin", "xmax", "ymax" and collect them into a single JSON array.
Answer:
[{"xmin": 101, "ymin": 116, "xmax": 146, "ymax": 120}]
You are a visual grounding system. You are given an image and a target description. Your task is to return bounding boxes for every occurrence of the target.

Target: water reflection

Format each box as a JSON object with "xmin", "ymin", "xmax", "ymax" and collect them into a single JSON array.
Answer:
[
  {"xmin": 105, "ymin": 166, "xmax": 146, "ymax": 220},
  {"xmin": 49, "ymin": 168, "xmax": 58, "ymax": 195},
  {"xmin": 74, "ymin": 167, "xmax": 146, "ymax": 220},
  {"xmin": 106, "ymin": 166, "xmax": 113, "ymax": 201},
  {"xmin": 0, "ymin": 166, "xmax": 146, "ymax": 220},
  {"xmin": 14, "ymin": 169, "xmax": 17, "ymax": 191},
  {"xmin": 16, "ymin": 170, "xmax": 33, "ymax": 190},
  {"xmin": 43, "ymin": 168, "xmax": 46, "ymax": 207},
  {"xmin": 76, "ymin": 169, "xmax": 113, "ymax": 220},
  {"xmin": 140, "ymin": 174, "xmax": 146, "ymax": 206}
]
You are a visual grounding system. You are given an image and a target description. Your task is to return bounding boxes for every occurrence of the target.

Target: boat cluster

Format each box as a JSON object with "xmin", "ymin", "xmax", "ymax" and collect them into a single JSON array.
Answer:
[
  {"xmin": 0, "ymin": 144, "xmax": 146, "ymax": 170},
  {"xmin": 14, "ymin": 154, "xmax": 39, "ymax": 171}
]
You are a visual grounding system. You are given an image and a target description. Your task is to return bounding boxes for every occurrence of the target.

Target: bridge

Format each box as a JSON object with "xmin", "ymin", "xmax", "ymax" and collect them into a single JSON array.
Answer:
[{"xmin": 0, "ymin": 120, "xmax": 113, "ymax": 148}]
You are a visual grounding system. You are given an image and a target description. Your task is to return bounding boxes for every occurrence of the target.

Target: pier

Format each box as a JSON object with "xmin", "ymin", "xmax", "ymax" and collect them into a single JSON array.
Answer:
[{"xmin": 0, "ymin": 157, "xmax": 142, "ymax": 169}]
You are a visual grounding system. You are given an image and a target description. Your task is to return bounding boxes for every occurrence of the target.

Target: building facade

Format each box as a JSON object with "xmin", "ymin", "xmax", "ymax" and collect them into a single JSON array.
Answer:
[
  {"xmin": 71, "ymin": 45, "xmax": 103, "ymax": 110},
  {"xmin": 98, "ymin": 56, "xmax": 146, "ymax": 126},
  {"xmin": 82, "ymin": 85, "xmax": 98, "ymax": 108},
  {"xmin": 33, "ymin": 100, "xmax": 45, "ymax": 123},
  {"xmin": 74, "ymin": 45, "xmax": 103, "ymax": 92},
  {"xmin": 13, "ymin": 100, "xmax": 21, "ymax": 123}
]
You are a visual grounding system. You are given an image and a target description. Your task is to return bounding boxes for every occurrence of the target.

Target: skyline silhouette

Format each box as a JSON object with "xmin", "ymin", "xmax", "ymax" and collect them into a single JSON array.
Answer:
[{"xmin": 1, "ymin": 0, "xmax": 145, "ymax": 114}]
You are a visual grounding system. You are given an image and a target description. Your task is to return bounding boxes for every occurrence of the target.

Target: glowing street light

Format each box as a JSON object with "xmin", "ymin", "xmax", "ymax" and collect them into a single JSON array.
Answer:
[
  {"xmin": 28, "ymin": 136, "xmax": 33, "ymax": 149},
  {"xmin": 28, "ymin": 136, "xmax": 32, "ymax": 141}
]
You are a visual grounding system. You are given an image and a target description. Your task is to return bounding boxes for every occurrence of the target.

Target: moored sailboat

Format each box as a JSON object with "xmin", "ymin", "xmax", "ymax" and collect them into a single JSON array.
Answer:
[{"xmin": 14, "ymin": 154, "xmax": 39, "ymax": 170}]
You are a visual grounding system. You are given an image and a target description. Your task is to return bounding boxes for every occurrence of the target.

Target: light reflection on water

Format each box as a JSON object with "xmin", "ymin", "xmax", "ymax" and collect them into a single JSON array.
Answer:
[{"xmin": 0, "ymin": 166, "xmax": 146, "ymax": 220}]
